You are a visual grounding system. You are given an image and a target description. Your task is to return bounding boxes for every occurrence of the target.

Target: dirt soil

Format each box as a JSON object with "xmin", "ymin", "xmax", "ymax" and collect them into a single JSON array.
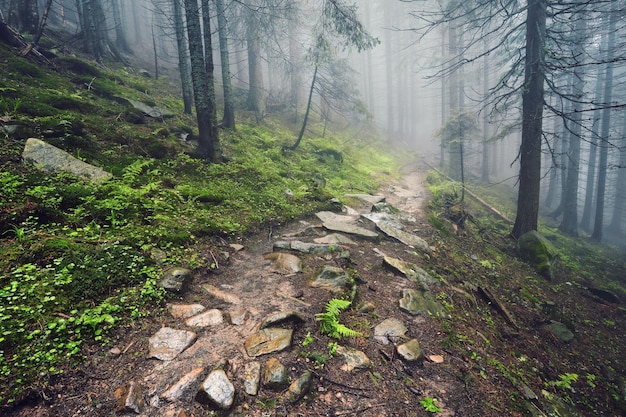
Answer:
[{"xmin": 5, "ymin": 163, "xmax": 626, "ymax": 417}]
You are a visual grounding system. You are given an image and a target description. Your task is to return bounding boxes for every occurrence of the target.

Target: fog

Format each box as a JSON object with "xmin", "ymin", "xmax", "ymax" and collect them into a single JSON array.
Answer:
[{"xmin": 2, "ymin": 0, "xmax": 626, "ymax": 245}]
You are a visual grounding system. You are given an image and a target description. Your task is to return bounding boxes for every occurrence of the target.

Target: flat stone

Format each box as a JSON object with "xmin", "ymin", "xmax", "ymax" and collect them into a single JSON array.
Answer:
[
  {"xmin": 259, "ymin": 310, "xmax": 306, "ymax": 329},
  {"xmin": 545, "ymin": 321, "xmax": 574, "ymax": 342},
  {"xmin": 126, "ymin": 98, "xmax": 174, "ymax": 118},
  {"xmin": 428, "ymin": 355, "xmax": 444, "ymax": 363},
  {"xmin": 168, "ymin": 303, "xmax": 206, "ymax": 319},
  {"xmin": 396, "ymin": 339, "xmax": 424, "ymax": 362},
  {"xmin": 114, "ymin": 381, "xmax": 145, "ymax": 413},
  {"xmin": 148, "ymin": 327, "xmax": 197, "ymax": 361},
  {"xmin": 229, "ymin": 243, "xmax": 244, "ymax": 252},
  {"xmin": 344, "ymin": 193, "xmax": 386, "ymax": 205},
  {"xmin": 202, "ymin": 284, "xmax": 241, "ymax": 304},
  {"xmin": 315, "ymin": 211, "xmax": 379, "ymax": 241},
  {"xmin": 383, "ymin": 256, "xmax": 437, "ymax": 290},
  {"xmin": 308, "ymin": 266, "xmax": 353, "ymax": 293},
  {"xmin": 159, "ymin": 267, "xmax": 193, "ymax": 292},
  {"xmin": 22, "ymin": 138, "xmax": 112, "ymax": 183},
  {"xmin": 161, "ymin": 367, "xmax": 204, "ymax": 402},
  {"xmin": 195, "ymin": 369, "xmax": 235, "ymax": 409},
  {"xmin": 273, "ymin": 240, "xmax": 349, "ymax": 256},
  {"xmin": 244, "ymin": 328, "xmax": 293, "ymax": 357},
  {"xmin": 185, "ymin": 309, "xmax": 223, "ymax": 327},
  {"xmin": 263, "ymin": 357, "xmax": 289, "ymax": 390},
  {"xmin": 374, "ymin": 318, "xmax": 407, "ymax": 345},
  {"xmin": 336, "ymin": 346, "xmax": 371, "ymax": 372},
  {"xmin": 361, "ymin": 213, "xmax": 405, "ymax": 231},
  {"xmin": 286, "ymin": 370, "xmax": 312, "ymax": 403},
  {"xmin": 399, "ymin": 289, "xmax": 450, "ymax": 318},
  {"xmin": 314, "ymin": 234, "xmax": 356, "ymax": 245},
  {"xmin": 376, "ymin": 222, "xmax": 430, "ymax": 253},
  {"xmin": 241, "ymin": 361, "xmax": 261, "ymax": 395},
  {"xmin": 226, "ymin": 308, "xmax": 250, "ymax": 325},
  {"xmin": 264, "ymin": 252, "xmax": 303, "ymax": 274}
]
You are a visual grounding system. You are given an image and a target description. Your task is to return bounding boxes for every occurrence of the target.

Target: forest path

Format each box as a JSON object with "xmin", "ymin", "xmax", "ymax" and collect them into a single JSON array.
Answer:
[{"xmin": 12, "ymin": 160, "xmax": 477, "ymax": 417}]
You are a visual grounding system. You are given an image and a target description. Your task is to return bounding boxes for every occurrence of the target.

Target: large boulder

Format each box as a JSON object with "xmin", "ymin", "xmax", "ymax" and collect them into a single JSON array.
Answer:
[
  {"xmin": 517, "ymin": 231, "xmax": 558, "ymax": 280},
  {"xmin": 22, "ymin": 138, "xmax": 111, "ymax": 183}
]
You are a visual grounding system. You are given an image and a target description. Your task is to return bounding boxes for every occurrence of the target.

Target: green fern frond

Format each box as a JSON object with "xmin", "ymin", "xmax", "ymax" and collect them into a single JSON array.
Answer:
[{"xmin": 316, "ymin": 298, "xmax": 362, "ymax": 339}]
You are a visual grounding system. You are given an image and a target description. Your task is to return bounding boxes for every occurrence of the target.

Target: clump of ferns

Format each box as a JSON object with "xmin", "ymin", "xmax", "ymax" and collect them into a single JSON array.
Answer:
[{"xmin": 316, "ymin": 298, "xmax": 362, "ymax": 339}]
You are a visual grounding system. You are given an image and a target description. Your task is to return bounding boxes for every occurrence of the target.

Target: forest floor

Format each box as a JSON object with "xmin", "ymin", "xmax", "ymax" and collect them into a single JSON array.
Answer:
[{"xmin": 5, "ymin": 161, "xmax": 626, "ymax": 417}]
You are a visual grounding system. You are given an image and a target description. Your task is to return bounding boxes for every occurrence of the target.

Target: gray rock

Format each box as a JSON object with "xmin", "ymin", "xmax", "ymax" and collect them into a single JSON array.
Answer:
[
  {"xmin": 396, "ymin": 339, "xmax": 424, "ymax": 362},
  {"xmin": 126, "ymin": 98, "xmax": 174, "ymax": 118},
  {"xmin": 259, "ymin": 310, "xmax": 306, "ymax": 329},
  {"xmin": 308, "ymin": 265, "xmax": 353, "ymax": 294},
  {"xmin": 399, "ymin": 289, "xmax": 450, "ymax": 318},
  {"xmin": 160, "ymin": 367, "xmax": 204, "ymax": 402},
  {"xmin": 286, "ymin": 370, "xmax": 312, "ymax": 403},
  {"xmin": 517, "ymin": 231, "xmax": 559, "ymax": 280},
  {"xmin": 264, "ymin": 252, "xmax": 303, "ymax": 274},
  {"xmin": 361, "ymin": 213, "xmax": 405, "ymax": 230},
  {"xmin": 244, "ymin": 328, "xmax": 293, "ymax": 357},
  {"xmin": 273, "ymin": 240, "xmax": 349, "ymax": 257},
  {"xmin": 263, "ymin": 357, "xmax": 289, "ymax": 390},
  {"xmin": 383, "ymin": 256, "xmax": 437, "ymax": 290},
  {"xmin": 344, "ymin": 193, "xmax": 386, "ymax": 205},
  {"xmin": 241, "ymin": 361, "xmax": 261, "ymax": 395},
  {"xmin": 315, "ymin": 211, "xmax": 379, "ymax": 241},
  {"xmin": 148, "ymin": 327, "xmax": 197, "ymax": 361},
  {"xmin": 376, "ymin": 222, "xmax": 431, "ymax": 254},
  {"xmin": 229, "ymin": 243, "xmax": 245, "ymax": 252},
  {"xmin": 185, "ymin": 309, "xmax": 223, "ymax": 327},
  {"xmin": 159, "ymin": 267, "xmax": 193, "ymax": 292},
  {"xmin": 114, "ymin": 381, "xmax": 145, "ymax": 414},
  {"xmin": 336, "ymin": 346, "xmax": 371, "ymax": 372},
  {"xmin": 226, "ymin": 308, "xmax": 250, "ymax": 326},
  {"xmin": 168, "ymin": 304, "xmax": 206, "ymax": 319},
  {"xmin": 371, "ymin": 202, "xmax": 399, "ymax": 214},
  {"xmin": 313, "ymin": 234, "xmax": 356, "ymax": 245},
  {"xmin": 202, "ymin": 284, "xmax": 241, "ymax": 304},
  {"xmin": 22, "ymin": 138, "xmax": 111, "ymax": 183},
  {"xmin": 545, "ymin": 321, "xmax": 574, "ymax": 342},
  {"xmin": 195, "ymin": 369, "xmax": 235, "ymax": 409},
  {"xmin": 373, "ymin": 318, "xmax": 408, "ymax": 345},
  {"xmin": 359, "ymin": 302, "xmax": 376, "ymax": 313}
]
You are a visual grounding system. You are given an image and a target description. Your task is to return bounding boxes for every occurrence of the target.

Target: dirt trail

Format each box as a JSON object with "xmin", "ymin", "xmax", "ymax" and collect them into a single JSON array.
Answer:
[{"xmin": 9, "ymin": 164, "xmax": 487, "ymax": 417}]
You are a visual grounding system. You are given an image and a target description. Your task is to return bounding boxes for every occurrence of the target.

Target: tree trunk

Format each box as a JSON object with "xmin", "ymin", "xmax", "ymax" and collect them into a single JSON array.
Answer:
[
  {"xmin": 112, "ymin": 0, "xmax": 131, "ymax": 53},
  {"xmin": 558, "ymin": 17, "xmax": 587, "ymax": 236},
  {"xmin": 172, "ymin": 0, "xmax": 193, "ymax": 115},
  {"xmin": 183, "ymin": 0, "xmax": 221, "ymax": 163},
  {"xmin": 246, "ymin": 4, "xmax": 265, "ymax": 117},
  {"xmin": 609, "ymin": 109, "xmax": 626, "ymax": 235},
  {"xmin": 215, "ymin": 0, "xmax": 235, "ymax": 128},
  {"xmin": 591, "ymin": 10, "xmax": 617, "ymax": 242},
  {"xmin": 384, "ymin": 0, "xmax": 394, "ymax": 138},
  {"xmin": 200, "ymin": 0, "xmax": 220, "ymax": 144},
  {"xmin": 511, "ymin": 0, "xmax": 547, "ymax": 239},
  {"xmin": 481, "ymin": 45, "xmax": 490, "ymax": 183},
  {"xmin": 289, "ymin": 64, "xmax": 318, "ymax": 151}
]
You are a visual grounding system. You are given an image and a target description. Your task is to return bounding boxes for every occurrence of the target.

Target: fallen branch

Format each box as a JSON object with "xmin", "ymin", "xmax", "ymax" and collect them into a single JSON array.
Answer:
[{"xmin": 476, "ymin": 285, "xmax": 519, "ymax": 330}]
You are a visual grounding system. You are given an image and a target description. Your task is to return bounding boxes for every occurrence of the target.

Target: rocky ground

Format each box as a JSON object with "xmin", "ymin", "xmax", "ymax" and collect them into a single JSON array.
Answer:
[{"xmin": 6, "ymin": 164, "xmax": 626, "ymax": 417}]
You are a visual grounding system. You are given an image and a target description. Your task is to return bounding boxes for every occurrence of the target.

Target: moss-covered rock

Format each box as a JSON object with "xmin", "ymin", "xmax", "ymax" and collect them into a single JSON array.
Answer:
[{"xmin": 517, "ymin": 230, "xmax": 559, "ymax": 280}]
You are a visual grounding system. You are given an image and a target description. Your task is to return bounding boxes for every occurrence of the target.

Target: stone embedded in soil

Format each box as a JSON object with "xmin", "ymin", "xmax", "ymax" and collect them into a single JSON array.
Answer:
[
  {"xmin": 336, "ymin": 346, "xmax": 372, "ymax": 372},
  {"xmin": 202, "ymin": 284, "xmax": 241, "ymax": 304},
  {"xmin": 344, "ymin": 193, "xmax": 386, "ymax": 205},
  {"xmin": 168, "ymin": 303, "xmax": 206, "ymax": 319},
  {"xmin": 545, "ymin": 321, "xmax": 574, "ymax": 342},
  {"xmin": 114, "ymin": 381, "xmax": 145, "ymax": 414},
  {"xmin": 148, "ymin": 327, "xmax": 197, "ymax": 361},
  {"xmin": 195, "ymin": 369, "xmax": 235, "ymax": 409},
  {"xmin": 383, "ymin": 256, "xmax": 437, "ymax": 290},
  {"xmin": 314, "ymin": 233, "xmax": 356, "ymax": 245},
  {"xmin": 184, "ymin": 309, "xmax": 224, "ymax": 327},
  {"xmin": 241, "ymin": 361, "xmax": 262, "ymax": 395},
  {"xmin": 516, "ymin": 230, "xmax": 559, "ymax": 280},
  {"xmin": 244, "ymin": 328, "xmax": 293, "ymax": 357},
  {"xmin": 396, "ymin": 339, "xmax": 424, "ymax": 362},
  {"xmin": 359, "ymin": 301, "xmax": 376, "ymax": 313},
  {"xmin": 273, "ymin": 240, "xmax": 350, "ymax": 257},
  {"xmin": 308, "ymin": 265, "xmax": 353, "ymax": 293},
  {"xmin": 373, "ymin": 318, "xmax": 408, "ymax": 345},
  {"xmin": 286, "ymin": 370, "xmax": 313, "ymax": 403},
  {"xmin": 263, "ymin": 357, "xmax": 289, "ymax": 390},
  {"xmin": 159, "ymin": 267, "xmax": 193, "ymax": 292},
  {"xmin": 160, "ymin": 367, "xmax": 205, "ymax": 402},
  {"xmin": 315, "ymin": 211, "xmax": 379, "ymax": 241},
  {"xmin": 229, "ymin": 243, "xmax": 244, "ymax": 252},
  {"xmin": 376, "ymin": 222, "xmax": 430, "ymax": 254},
  {"xmin": 259, "ymin": 310, "xmax": 306, "ymax": 329},
  {"xmin": 428, "ymin": 355, "xmax": 445, "ymax": 363},
  {"xmin": 264, "ymin": 252, "xmax": 303, "ymax": 274},
  {"xmin": 399, "ymin": 289, "xmax": 450, "ymax": 318},
  {"xmin": 226, "ymin": 308, "xmax": 250, "ymax": 325}
]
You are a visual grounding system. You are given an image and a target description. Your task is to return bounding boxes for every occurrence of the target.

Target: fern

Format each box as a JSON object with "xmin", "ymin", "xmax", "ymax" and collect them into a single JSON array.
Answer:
[{"xmin": 316, "ymin": 299, "xmax": 362, "ymax": 339}]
